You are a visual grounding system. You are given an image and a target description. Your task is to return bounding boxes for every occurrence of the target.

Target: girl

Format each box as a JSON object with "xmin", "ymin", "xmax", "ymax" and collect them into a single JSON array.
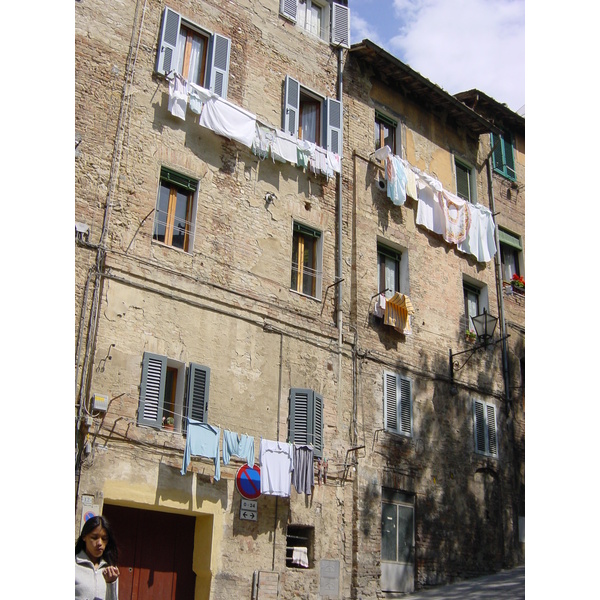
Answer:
[{"xmin": 75, "ymin": 515, "xmax": 120, "ymax": 600}]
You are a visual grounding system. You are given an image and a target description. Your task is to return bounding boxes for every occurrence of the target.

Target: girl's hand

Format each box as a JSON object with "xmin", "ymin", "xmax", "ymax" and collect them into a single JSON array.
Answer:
[{"xmin": 103, "ymin": 566, "xmax": 120, "ymax": 583}]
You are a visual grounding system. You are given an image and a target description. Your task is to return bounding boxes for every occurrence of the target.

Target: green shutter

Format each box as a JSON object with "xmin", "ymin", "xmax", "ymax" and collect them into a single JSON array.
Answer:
[
  {"xmin": 160, "ymin": 167, "xmax": 197, "ymax": 192},
  {"xmin": 186, "ymin": 363, "xmax": 210, "ymax": 423},
  {"xmin": 504, "ymin": 133, "xmax": 516, "ymax": 180},
  {"xmin": 486, "ymin": 404, "xmax": 498, "ymax": 456},
  {"xmin": 138, "ymin": 353, "xmax": 167, "ymax": 428},
  {"xmin": 293, "ymin": 222, "xmax": 321, "ymax": 238},
  {"xmin": 499, "ymin": 229, "xmax": 522, "ymax": 250},
  {"xmin": 384, "ymin": 371, "xmax": 398, "ymax": 432},
  {"xmin": 378, "ymin": 244, "xmax": 401, "ymax": 262}
]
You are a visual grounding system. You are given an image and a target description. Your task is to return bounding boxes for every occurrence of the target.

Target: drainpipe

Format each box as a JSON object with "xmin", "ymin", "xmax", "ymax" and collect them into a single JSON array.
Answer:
[{"xmin": 336, "ymin": 47, "xmax": 344, "ymax": 342}]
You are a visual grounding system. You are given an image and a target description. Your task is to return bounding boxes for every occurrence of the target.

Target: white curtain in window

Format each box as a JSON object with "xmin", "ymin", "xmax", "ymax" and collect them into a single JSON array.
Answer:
[
  {"xmin": 301, "ymin": 103, "xmax": 318, "ymax": 144},
  {"xmin": 384, "ymin": 257, "xmax": 397, "ymax": 298},
  {"xmin": 466, "ymin": 291, "xmax": 478, "ymax": 330},
  {"xmin": 187, "ymin": 35, "xmax": 202, "ymax": 85},
  {"xmin": 307, "ymin": 4, "xmax": 321, "ymax": 35}
]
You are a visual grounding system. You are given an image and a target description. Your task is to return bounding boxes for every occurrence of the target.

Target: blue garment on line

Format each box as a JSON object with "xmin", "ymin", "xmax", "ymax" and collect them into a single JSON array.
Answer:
[
  {"xmin": 222, "ymin": 430, "xmax": 255, "ymax": 467},
  {"xmin": 181, "ymin": 419, "xmax": 221, "ymax": 480},
  {"xmin": 387, "ymin": 155, "xmax": 407, "ymax": 206}
]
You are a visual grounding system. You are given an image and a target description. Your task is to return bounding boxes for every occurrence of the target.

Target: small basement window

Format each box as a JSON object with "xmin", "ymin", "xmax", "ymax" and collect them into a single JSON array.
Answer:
[{"xmin": 286, "ymin": 525, "xmax": 314, "ymax": 569}]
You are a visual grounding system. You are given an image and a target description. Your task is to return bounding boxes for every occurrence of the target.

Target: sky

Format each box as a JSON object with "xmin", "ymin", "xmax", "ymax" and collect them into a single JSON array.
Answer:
[{"xmin": 349, "ymin": 0, "xmax": 525, "ymax": 113}]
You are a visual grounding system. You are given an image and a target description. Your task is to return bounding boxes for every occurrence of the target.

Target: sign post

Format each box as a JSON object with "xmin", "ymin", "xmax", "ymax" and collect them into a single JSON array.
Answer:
[{"xmin": 236, "ymin": 465, "xmax": 260, "ymax": 521}]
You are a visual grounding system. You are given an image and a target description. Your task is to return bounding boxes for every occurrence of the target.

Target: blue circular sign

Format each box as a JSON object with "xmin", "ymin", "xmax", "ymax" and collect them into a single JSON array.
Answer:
[{"xmin": 236, "ymin": 464, "xmax": 261, "ymax": 500}]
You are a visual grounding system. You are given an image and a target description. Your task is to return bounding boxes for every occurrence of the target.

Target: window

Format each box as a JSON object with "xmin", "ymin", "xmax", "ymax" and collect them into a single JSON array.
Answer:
[
  {"xmin": 375, "ymin": 113, "xmax": 396, "ymax": 154},
  {"xmin": 499, "ymin": 228, "xmax": 523, "ymax": 282},
  {"xmin": 383, "ymin": 371, "xmax": 412, "ymax": 437},
  {"xmin": 279, "ymin": 0, "xmax": 350, "ymax": 48},
  {"xmin": 463, "ymin": 280, "xmax": 488, "ymax": 333},
  {"xmin": 455, "ymin": 158, "xmax": 474, "ymax": 202},
  {"xmin": 156, "ymin": 7, "xmax": 231, "ymax": 98},
  {"xmin": 491, "ymin": 131, "xmax": 516, "ymax": 181},
  {"xmin": 283, "ymin": 76, "xmax": 342, "ymax": 154},
  {"xmin": 286, "ymin": 525, "xmax": 314, "ymax": 569},
  {"xmin": 153, "ymin": 167, "xmax": 198, "ymax": 252},
  {"xmin": 138, "ymin": 352, "xmax": 210, "ymax": 431},
  {"xmin": 377, "ymin": 245, "xmax": 400, "ymax": 298},
  {"xmin": 473, "ymin": 398, "xmax": 498, "ymax": 457},
  {"xmin": 288, "ymin": 388, "xmax": 324, "ymax": 458},
  {"xmin": 291, "ymin": 222, "xmax": 323, "ymax": 299}
]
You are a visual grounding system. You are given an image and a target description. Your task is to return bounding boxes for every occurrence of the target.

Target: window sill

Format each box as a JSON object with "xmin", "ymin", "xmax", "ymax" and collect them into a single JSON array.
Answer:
[
  {"xmin": 151, "ymin": 239, "xmax": 193, "ymax": 255},
  {"xmin": 289, "ymin": 288, "xmax": 321, "ymax": 303}
]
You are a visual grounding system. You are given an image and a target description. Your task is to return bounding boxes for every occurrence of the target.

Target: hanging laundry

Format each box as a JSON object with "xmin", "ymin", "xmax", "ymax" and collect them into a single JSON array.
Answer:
[
  {"xmin": 440, "ymin": 190, "xmax": 471, "ymax": 244},
  {"xmin": 259, "ymin": 439, "xmax": 294, "ymax": 497},
  {"xmin": 371, "ymin": 145, "xmax": 392, "ymax": 162},
  {"xmin": 188, "ymin": 82, "xmax": 211, "ymax": 115},
  {"xmin": 457, "ymin": 203, "xmax": 497, "ymax": 263},
  {"xmin": 252, "ymin": 123, "xmax": 276, "ymax": 160},
  {"xmin": 291, "ymin": 547, "xmax": 309, "ymax": 568},
  {"xmin": 296, "ymin": 139, "xmax": 315, "ymax": 169},
  {"xmin": 167, "ymin": 72, "xmax": 188, "ymax": 120},
  {"xmin": 386, "ymin": 155, "xmax": 407, "ymax": 206},
  {"xmin": 181, "ymin": 419, "xmax": 221, "ymax": 481},
  {"xmin": 271, "ymin": 130, "xmax": 298, "ymax": 165},
  {"xmin": 309, "ymin": 146, "xmax": 330, "ymax": 177},
  {"xmin": 384, "ymin": 292, "xmax": 415, "ymax": 335},
  {"xmin": 199, "ymin": 95, "xmax": 257, "ymax": 148},
  {"xmin": 373, "ymin": 293, "xmax": 386, "ymax": 318},
  {"xmin": 403, "ymin": 160, "xmax": 418, "ymax": 200},
  {"xmin": 222, "ymin": 430, "xmax": 255, "ymax": 467},
  {"xmin": 292, "ymin": 444, "xmax": 314, "ymax": 495},
  {"xmin": 416, "ymin": 183, "xmax": 445, "ymax": 236},
  {"xmin": 327, "ymin": 151, "xmax": 341, "ymax": 174}
]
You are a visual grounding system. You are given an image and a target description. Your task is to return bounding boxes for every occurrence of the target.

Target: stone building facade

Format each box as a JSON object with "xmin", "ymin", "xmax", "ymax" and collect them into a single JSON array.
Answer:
[{"xmin": 75, "ymin": 1, "xmax": 524, "ymax": 598}]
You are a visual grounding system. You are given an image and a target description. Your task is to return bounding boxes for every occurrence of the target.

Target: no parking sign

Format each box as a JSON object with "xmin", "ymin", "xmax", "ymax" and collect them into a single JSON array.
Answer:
[{"xmin": 236, "ymin": 464, "xmax": 261, "ymax": 500}]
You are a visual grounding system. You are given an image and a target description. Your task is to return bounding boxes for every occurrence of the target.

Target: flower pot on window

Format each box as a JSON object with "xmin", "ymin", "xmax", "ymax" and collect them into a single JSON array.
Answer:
[
  {"xmin": 465, "ymin": 330, "xmax": 477, "ymax": 343},
  {"xmin": 163, "ymin": 417, "xmax": 175, "ymax": 431}
]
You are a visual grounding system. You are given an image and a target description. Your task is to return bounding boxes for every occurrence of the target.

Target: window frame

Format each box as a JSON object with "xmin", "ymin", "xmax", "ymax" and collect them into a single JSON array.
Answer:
[
  {"xmin": 279, "ymin": 0, "xmax": 350, "ymax": 48},
  {"xmin": 291, "ymin": 221, "xmax": 323, "ymax": 299},
  {"xmin": 288, "ymin": 388, "xmax": 324, "ymax": 458},
  {"xmin": 454, "ymin": 157, "xmax": 475, "ymax": 203},
  {"xmin": 473, "ymin": 398, "xmax": 498, "ymax": 457},
  {"xmin": 138, "ymin": 352, "xmax": 210, "ymax": 432},
  {"xmin": 381, "ymin": 488, "xmax": 415, "ymax": 565},
  {"xmin": 375, "ymin": 112, "xmax": 397, "ymax": 155},
  {"xmin": 155, "ymin": 7, "xmax": 231, "ymax": 98},
  {"xmin": 491, "ymin": 131, "xmax": 516, "ymax": 181},
  {"xmin": 377, "ymin": 244, "xmax": 400, "ymax": 298},
  {"xmin": 283, "ymin": 75, "xmax": 343, "ymax": 155},
  {"xmin": 153, "ymin": 167, "xmax": 198, "ymax": 253},
  {"xmin": 499, "ymin": 228, "xmax": 523, "ymax": 283},
  {"xmin": 383, "ymin": 371, "xmax": 413, "ymax": 438},
  {"xmin": 463, "ymin": 279, "xmax": 488, "ymax": 333}
]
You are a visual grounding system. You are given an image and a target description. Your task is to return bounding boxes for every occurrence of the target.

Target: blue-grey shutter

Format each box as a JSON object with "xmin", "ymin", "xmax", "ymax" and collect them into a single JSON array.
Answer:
[
  {"xmin": 187, "ymin": 363, "xmax": 210, "ymax": 423},
  {"xmin": 473, "ymin": 399, "xmax": 487, "ymax": 454},
  {"xmin": 399, "ymin": 376, "xmax": 412, "ymax": 436},
  {"xmin": 206, "ymin": 33, "xmax": 231, "ymax": 98},
  {"xmin": 280, "ymin": 0, "xmax": 297, "ymax": 22},
  {"xmin": 313, "ymin": 392, "xmax": 324, "ymax": 458},
  {"xmin": 325, "ymin": 98, "xmax": 342, "ymax": 156},
  {"xmin": 486, "ymin": 404, "xmax": 498, "ymax": 456},
  {"xmin": 156, "ymin": 8, "xmax": 181, "ymax": 76},
  {"xmin": 384, "ymin": 371, "xmax": 398, "ymax": 432},
  {"xmin": 283, "ymin": 75, "xmax": 301, "ymax": 137},
  {"xmin": 288, "ymin": 388, "xmax": 310, "ymax": 444},
  {"xmin": 330, "ymin": 3, "xmax": 350, "ymax": 48},
  {"xmin": 138, "ymin": 353, "xmax": 167, "ymax": 428}
]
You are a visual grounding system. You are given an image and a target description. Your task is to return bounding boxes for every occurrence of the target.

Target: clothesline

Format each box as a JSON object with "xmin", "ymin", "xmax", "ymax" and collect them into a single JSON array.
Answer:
[
  {"xmin": 373, "ymin": 145, "xmax": 497, "ymax": 263},
  {"xmin": 166, "ymin": 71, "xmax": 341, "ymax": 180}
]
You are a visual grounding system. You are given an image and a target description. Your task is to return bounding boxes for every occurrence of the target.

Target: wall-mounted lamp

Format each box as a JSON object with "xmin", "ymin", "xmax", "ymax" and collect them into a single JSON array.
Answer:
[{"xmin": 449, "ymin": 309, "xmax": 509, "ymax": 388}]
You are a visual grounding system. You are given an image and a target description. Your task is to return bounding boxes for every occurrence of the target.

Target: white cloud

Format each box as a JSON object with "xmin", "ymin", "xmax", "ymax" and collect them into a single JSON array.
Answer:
[
  {"xmin": 388, "ymin": 0, "xmax": 525, "ymax": 110},
  {"xmin": 351, "ymin": 12, "xmax": 383, "ymax": 46}
]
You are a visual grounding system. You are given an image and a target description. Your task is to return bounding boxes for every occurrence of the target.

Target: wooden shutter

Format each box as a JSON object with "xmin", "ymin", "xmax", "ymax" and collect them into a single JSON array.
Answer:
[
  {"xmin": 138, "ymin": 353, "xmax": 167, "ymax": 428},
  {"xmin": 186, "ymin": 363, "xmax": 210, "ymax": 423},
  {"xmin": 330, "ymin": 3, "xmax": 350, "ymax": 48},
  {"xmin": 283, "ymin": 75, "xmax": 301, "ymax": 137},
  {"xmin": 289, "ymin": 388, "xmax": 310, "ymax": 444},
  {"xmin": 504, "ymin": 133, "xmax": 516, "ymax": 180},
  {"xmin": 473, "ymin": 399, "xmax": 487, "ymax": 454},
  {"xmin": 325, "ymin": 98, "xmax": 342, "ymax": 156},
  {"xmin": 491, "ymin": 132, "xmax": 504, "ymax": 173},
  {"xmin": 207, "ymin": 33, "xmax": 231, "ymax": 98},
  {"xmin": 313, "ymin": 392, "xmax": 324, "ymax": 458},
  {"xmin": 384, "ymin": 372, "xmax": 398, "ymax": 432},
  {"xmin": 486, "ymin": 403, "xmax": 498, "ymax": 456},
  {"xmin": 156, "ymin": 8, "xmax": 181, "ymax": 76},
  {"xmin": 280, "ymin": 0, "xmax": 297, "ymax": 22},
  {"xmin": 455, "ymin": 161, "xmax": 470, "ymax": 200},
  {"xmin": 399, "ymin": 376, "xmax": 412, "ymax": 436}
]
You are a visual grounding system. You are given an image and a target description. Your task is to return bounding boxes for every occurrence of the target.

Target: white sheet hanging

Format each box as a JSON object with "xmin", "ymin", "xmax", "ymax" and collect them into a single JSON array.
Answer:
[
  {"xmin": 457, "ymin": 203, "xmax": 497, "ymax": 262},
  {"xmin": 199, "ymin": 95, "xmax": 257, "ymax": 148}
]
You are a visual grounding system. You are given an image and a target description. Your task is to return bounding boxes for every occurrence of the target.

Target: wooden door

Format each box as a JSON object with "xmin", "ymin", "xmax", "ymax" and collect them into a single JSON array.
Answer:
[{"xmin": 103, "ymin": 505, "xmax": 196, "ymax": 600}]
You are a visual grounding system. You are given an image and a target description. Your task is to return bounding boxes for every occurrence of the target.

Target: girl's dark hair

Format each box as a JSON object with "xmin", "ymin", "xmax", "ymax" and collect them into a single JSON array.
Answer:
[{"xmin": 75, "ymin": 515, "xmax": 119, "ymax": 566}]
